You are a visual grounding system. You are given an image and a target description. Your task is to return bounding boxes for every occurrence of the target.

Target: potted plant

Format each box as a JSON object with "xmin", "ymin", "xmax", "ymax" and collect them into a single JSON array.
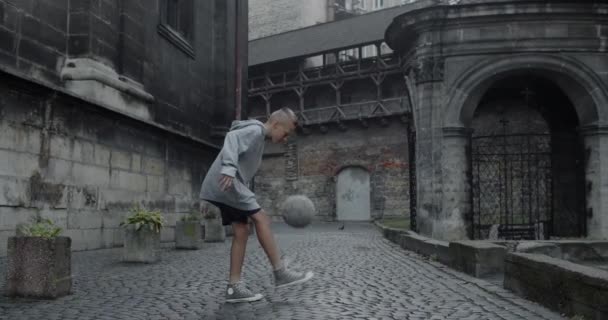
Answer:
[
  {"xmin": 6, "ymin": 217, "xmax": 71, "ymax": 299},
  {"xmin": 120, "ymin": 205, "xmax": 164, "ymax": 263},
  {"xmin": 201, "ymin": 201, "xmax": 225, "ymax": 242},
  {"xmin": 175, "ymin": 209, "xmax": 202, "ymax": 250}
]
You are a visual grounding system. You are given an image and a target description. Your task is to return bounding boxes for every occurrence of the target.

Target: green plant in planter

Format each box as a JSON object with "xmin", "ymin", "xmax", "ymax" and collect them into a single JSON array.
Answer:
[
  {"xmin": 18, "ymin": 217, "xmax": 62, "ymax": 238},
  {"xmin": 181, "ymin": 210, "xmax": 202, "ymax": 222},
  {"xmin": 120, "ymin": 206, "xmax": 165, "ymax": 233}
]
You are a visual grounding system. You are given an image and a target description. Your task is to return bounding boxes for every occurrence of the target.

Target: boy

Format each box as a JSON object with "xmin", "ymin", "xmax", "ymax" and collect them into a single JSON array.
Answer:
[{"xmin": 200, "ymin": 107, "xmax": 313, "ymax": 303}]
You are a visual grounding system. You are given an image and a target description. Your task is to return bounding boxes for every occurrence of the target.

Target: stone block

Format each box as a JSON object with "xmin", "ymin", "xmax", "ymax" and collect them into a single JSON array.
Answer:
[
  {"xmin": 29, "ymin": 173, "xmax": 69, "ymax": 209},
  {"xmin": 504, "ymin": 252, "xmax": 608, "ymax": 320},
  {"xmin": 555, "ymin": 241, "xmax": 608, "ymax": 262},
  {"xmin": 101, "ymin": 228, "xmax": 123, "ymax": 248},
  {"xmin": 72, "ymin": 163, "xmax": 110, "ymax": 187},
  {"xmin": 68, "ymin": 186, "xmax": 98, "ymax": 209},
  {"xmin": 146, "ymin": 175, "xmax": 165, "ymax": 193},
  {"xmin": 132, "ymin": 154, "xmax": 141, "ymax": 172},
  {"xmin": 46, "ymin": 158, "xmax": 73, "ymax": 184},
  {"xmin": 74, "ymin": 140, "xmax": 95, "ymax": 163},
  {"xmin": 401, "ymin": 232, "xmax": 452, "ymax": 265},
  {"xmin": 0, "ymin": 230, "xmax": 12, "ymax": 256},
  {"xmin": 175, "ymin": 221, "xmax": 202, "ymax": 250},
  {"xmin": 110, "ymin": 170, "xmax": 146, "ymax": 192},
  {"xmin": 6, "ymin": 236, "xmax": 72, "ymax": 299},
  {"xmin": 0, "ymin": 149, "xmax": 39, "ymax": 178},
  {"xmin": 49, "ymin": 135, "xmax": 73, "ymax": 160},
  {"xmin": 0, "ymin": 123, "xmax": 41, "ymax": 154},
  {"xmin": 122, "ymin": 225, "xmax": 160, "ymax": 263},
  {"xmin": 515, "ymin": 242, "xmax": 562, "ymax": 259},
  {"xmin": 98, "ymin": 188, "xmax": 145, "ymax": 210},
  {"xmin": 0, "ymin": 207, "xmax": 38, "ymax": 231},
  {"xmin": 0, "ymin": 176, "xmax": 30, "ymax": 207},
  {"xmin": 94, "ymin": 144, "xmax": 111, "ymax": 167},
  {"xmin": 382, "ymin": 227, "xmax": 406, "ymax": 244},
  {"xmin": 102, "ymin": 209, "xmax": 126, "ymax": 228},
  {"xmin": 142, "ymin": 157, "xmax": 165, "ymax": 176},
  {"xmin": 110, "ymin": 150, "xmax": 131, "ymax": 170},
  {"xmin": 62, "ymin": 228, "xmax": 103, "ymax": 251},
  {"xmin": 175, "ymin": 196, "xmax": 194, "ymax": 214},
  {"xmin": 67, "ymin": 210, "xmax": 102, "ymax": 229},
  {"xmin": 168, "ymin": 174, "xmax": 192, "ymax": 196},
  {"xmin": 450, "ymin": 241, "xmax": 506, "ymax": 278}
]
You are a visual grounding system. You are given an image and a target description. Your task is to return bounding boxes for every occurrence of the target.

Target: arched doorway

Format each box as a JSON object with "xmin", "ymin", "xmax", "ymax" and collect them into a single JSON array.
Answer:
[
  {"xmin": 336, "ymin": 166, "xmax": 371, "ymax": 221},
  {"xmin": 470, "ymin": 75, "xmax": 586, "ymax": 240}
]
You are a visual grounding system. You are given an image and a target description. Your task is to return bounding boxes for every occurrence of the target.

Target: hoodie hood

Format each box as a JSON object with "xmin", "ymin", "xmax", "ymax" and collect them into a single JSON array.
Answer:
[{"xmin": 230, "ymin": 119, "xmax": 266, "ymax": 133}]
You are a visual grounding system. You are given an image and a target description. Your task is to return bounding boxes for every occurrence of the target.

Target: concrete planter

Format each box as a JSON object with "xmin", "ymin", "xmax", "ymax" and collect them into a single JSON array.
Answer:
[
  {"xmin": 6, "ymin": 236, "xmax": 72, "ymax": 299},
  {"xmin": 122, "ymin": 225, "xmax": 160, "ymax": 263},
  {"xmin": 204, "ymin": 218, "xmax": 225, "ymax": 242},
  {"xmin": 175, "ymin": 221, "xmax": 202, "ymax": 250}
]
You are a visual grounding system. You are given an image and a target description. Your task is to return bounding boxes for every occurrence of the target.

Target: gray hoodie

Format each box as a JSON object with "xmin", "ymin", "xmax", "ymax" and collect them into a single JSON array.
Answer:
[{"xmin": 199, "ymin": 119, "xmax": 266, "ymax": 210}]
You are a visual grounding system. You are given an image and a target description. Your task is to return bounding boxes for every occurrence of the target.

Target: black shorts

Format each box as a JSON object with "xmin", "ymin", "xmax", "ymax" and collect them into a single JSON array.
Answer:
[{"xmin": 203, "ymin": 200, "xmax": 261, "ymax": 226}]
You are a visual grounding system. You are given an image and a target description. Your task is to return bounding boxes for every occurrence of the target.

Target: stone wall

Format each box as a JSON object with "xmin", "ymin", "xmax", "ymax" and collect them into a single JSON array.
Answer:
[
  {"xmin": 0, "ymin": 0, "xmax": 243, "ymax": 143},
  {"xmin": 0, "ymin": 74, "xmax": 216, "ymax": 256},
  {"xmin": 253, "ymin": 121, "xmax": 410, "ymax": 221},
  {"xmin": 0, "ymin": 0, "xmax": 244, "ymax": 256}
]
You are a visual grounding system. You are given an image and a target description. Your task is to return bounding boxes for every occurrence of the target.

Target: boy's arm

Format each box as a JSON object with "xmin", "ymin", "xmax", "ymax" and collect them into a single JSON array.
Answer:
[{"xmin": 220, "ymin": 127, "xmax": 259, "ymax": 178}]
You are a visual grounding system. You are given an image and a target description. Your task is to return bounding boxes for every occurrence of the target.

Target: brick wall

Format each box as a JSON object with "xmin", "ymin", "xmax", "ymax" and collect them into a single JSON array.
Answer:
[{"xmin": 254, "ymin": 121, "xmax": 410, "ymax": 221}]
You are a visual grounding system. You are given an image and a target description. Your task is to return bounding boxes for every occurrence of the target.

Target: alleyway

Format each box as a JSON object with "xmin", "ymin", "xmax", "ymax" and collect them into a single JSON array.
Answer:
[{"xmin": 0, "ymin": 223, "xmax": 565, "ymax": 320}]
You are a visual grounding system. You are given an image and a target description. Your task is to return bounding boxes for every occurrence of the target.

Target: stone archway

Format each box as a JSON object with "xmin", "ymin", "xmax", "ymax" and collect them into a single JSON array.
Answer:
[
  {"xmin": 470, "ymin": 75, "xmax": 585, "ymax": 240},
  {"xmin": 442, "ymin": 54, "xmax": 608, "ymax": 239},
  {"xmin": 336, "ymin": 166, "xmax": 371, "ymax": 221}
]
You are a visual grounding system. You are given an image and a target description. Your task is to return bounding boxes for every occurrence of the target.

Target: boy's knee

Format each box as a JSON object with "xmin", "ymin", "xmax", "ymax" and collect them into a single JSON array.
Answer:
[
  {"xmin": 233, "ymin": 222, "xmax": 249, "ymax": 238},
  {"xmin": 251, "ymin": 210, "xmax": 269, "ymax": 225}
]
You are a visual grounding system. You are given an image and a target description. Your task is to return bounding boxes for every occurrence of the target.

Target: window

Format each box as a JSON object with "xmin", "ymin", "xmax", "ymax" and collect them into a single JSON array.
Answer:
[
  {"xmin": 373, "ymin": 0, "xmax": 384, "ymax": 9},
  {"xmin": 158, "ymin": 0, "xmax": 195, "ymax": 58}
]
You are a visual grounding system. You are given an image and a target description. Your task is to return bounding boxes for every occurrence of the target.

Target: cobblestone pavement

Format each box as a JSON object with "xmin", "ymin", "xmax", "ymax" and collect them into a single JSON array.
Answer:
[{"xmin": 0, "ymin": 223, "xmax": 566, "ymax": 320}]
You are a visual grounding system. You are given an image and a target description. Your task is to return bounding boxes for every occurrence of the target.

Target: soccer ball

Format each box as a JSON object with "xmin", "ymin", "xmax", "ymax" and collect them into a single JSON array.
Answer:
[{"xmin": 280, "ymin": 195, "xmax": 315, "ymax": 228}]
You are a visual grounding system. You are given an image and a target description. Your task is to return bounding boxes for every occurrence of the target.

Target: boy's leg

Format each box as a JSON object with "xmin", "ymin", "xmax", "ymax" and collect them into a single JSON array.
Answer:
[
  {"xmin": 226, "ymin": 220, "xmax": 264, "ymax": 303},
  {"xmin": 229, "ymin": 222, "xmax": 250, "ymax": 284},
  {"xmin": 250, "ymin": 210, "xmax": 314, "ymax": 288},
  {"xmin": 249, "ymin": 210, "xmax": 282, "ymax": 269}
]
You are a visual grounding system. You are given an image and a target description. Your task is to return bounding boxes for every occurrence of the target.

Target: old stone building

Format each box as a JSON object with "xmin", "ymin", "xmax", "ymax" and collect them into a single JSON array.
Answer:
[
  {"xmin": 386, "ymin": 0, "xmax": 608, "ymax": 240},
  {"xmin": 247, "ymin": 0, "xmax": 608, "ymax": 242},
  {"xmin": 0, "ymin": 0, "xmax": 247, "ymax": 256},
  {"xmin": 247, "ymin": 5, "xmax": 417, "ymax": 222},
  {"xmin": 248, "ymin": 0, "xmax": 411, "ymax": 40}
]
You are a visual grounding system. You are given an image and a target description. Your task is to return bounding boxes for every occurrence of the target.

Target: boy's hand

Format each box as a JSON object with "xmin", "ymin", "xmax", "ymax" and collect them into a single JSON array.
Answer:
[{"xmin": 219, "ymin": 175, "xmax": 234, "ymax": 191}]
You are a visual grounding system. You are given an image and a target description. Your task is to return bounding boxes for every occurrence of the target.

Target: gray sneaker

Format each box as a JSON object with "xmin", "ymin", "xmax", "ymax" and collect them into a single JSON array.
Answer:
[
  {"xmin": 273, "ymin": 268, "xmax": 314, "ymax": 288},
  {"xmin": 225, "ymin": 282, "xmax": 263, "ymax": 303}
]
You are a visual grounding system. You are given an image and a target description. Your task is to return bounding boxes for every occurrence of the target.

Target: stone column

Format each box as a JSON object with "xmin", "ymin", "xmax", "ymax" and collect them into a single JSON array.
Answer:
[
  {"xmin": 581, "ymin": 125, "xmax": 608, "ymax": 239},
  {"xmin": 434, "ymin": 127, "xmax": 472, "ymax": 241}
]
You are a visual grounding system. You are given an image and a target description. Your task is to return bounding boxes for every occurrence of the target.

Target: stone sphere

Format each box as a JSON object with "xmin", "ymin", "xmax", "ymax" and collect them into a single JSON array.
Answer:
[{"xmin": 280, "ymin": 195, "xmax": 315, "ymax": 228}]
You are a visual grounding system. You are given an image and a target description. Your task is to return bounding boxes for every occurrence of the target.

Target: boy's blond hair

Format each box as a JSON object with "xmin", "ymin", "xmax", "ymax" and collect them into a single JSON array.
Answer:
[{"xmin": 269, "ymin": 107, "xmax": 298, "ymax": 126}]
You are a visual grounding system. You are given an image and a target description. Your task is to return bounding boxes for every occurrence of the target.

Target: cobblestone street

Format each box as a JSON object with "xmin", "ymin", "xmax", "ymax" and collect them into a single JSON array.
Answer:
[{"xmin": 0, "ymin": 223, "xmax": 566, "ymax": 320}]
